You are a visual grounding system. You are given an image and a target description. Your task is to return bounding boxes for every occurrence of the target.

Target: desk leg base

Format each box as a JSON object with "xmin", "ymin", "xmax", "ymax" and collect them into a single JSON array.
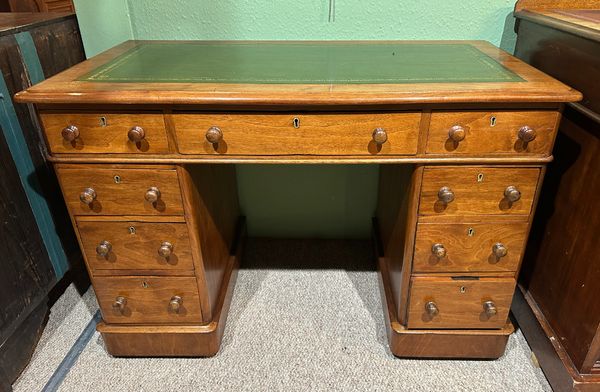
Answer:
[
  {"xmin": 377, "ymin": 256, "xmax": 513, "ymax": 359},
  {"xmin": 96, "ymin": 236, "xmax": 242, "ymax": 357}
]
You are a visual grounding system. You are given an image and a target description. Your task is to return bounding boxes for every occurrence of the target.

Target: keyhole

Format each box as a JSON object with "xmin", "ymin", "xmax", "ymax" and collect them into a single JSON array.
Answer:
[
  {"xmin": 128, "ymin": 226, "xmax": 136, "ymax": 235},
  {"xmin": 113, "ymin": 175, "xmax": 121, "ymax": 184},
  {"xmin": 467, "ymin": 227, "xmax": 475, "ymax": 237},
  {"xmin": 460, "ymin": 286, "xmax": 466, "ymax": 293},
  {"xmin": 477, "ymin": 173, "xmax": 484, "ymax": 183},
  {"xmin": 100, "ymin": 116, "xmax": 107, "ymax": 127},
  {"xmin": 490, "ymin": 116, "xmax": 497, "ymax": 127},
  {"xmin": 293, "ymin": 117, "xmax": 300, "ymax": 128},
  {"xmin": 141, "ymin": 281, "xmax": 149, "ymax": 288}
]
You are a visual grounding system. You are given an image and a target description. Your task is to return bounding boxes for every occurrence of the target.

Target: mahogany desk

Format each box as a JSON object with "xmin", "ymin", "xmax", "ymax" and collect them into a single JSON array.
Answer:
[{"xmin": 15, "ymin": 41, "xmax": 580, "ymax": 359}]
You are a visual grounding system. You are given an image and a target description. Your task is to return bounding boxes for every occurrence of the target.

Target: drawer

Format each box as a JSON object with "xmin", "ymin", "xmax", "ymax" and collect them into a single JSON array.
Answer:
[
  {"xmin": 95, "ymin": 276, "xmax": 202, "ymax": 324},
  {"xmin": 57, "ymin": 166, "xmax": 184, "ymax": 216},
  {"xmin": 77, "ymin": 219, "xmax": 194, "ymax": 272},
  {"xmin": 418, "ymin": 167, "xmax": 540, "ymax": 217},
  {"xmin": 173, "ymin": 112, "xmax": 421, "ymax": 155},
  {"xmin": 407, "ymin": 276, "xmax": 515, "ymax": 329},
  {"xmin": 426, "ymin": 111, "xmax": 559, "ymax": 156},
  {"xmin": 41, "ymin": 112, "xmax": 169, "ymax": 154},
  {"xmin": 413, "ymin": 222, "xmax": 529, "ymax": 273}
]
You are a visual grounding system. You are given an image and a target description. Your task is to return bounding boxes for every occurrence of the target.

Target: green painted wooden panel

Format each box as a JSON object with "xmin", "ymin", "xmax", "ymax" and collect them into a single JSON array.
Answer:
[{"xmin": 80, "ymin": 42, "xmax": 521, "ymax": 84}]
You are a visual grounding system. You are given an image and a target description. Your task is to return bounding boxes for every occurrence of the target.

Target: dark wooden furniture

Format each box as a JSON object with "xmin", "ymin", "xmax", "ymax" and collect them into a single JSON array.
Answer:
[
  {"xmin": 513, "ymin": 1, "xmax": 600, "ymax": 391},
  {"xmin": 7, "ymin": 0, "xmax": 74, "ymax": 13},
  {"xmin": 15, "ymin": 40, "xmax": 580, "ymax": 358},
  {"xmin": 0, "ymin": 12, "xmax": 83, "ymax": 388}
]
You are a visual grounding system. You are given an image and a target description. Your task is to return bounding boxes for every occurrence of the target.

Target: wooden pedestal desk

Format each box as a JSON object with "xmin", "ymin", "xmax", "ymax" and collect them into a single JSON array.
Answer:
[{"xmin": 15, "ymin": 40, "xmax": 580, "ymax": 359}]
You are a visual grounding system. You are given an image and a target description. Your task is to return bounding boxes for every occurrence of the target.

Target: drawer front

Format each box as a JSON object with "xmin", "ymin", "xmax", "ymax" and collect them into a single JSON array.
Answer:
[
  {"xmin": 57, "ymin": 166, "xmax": 184, "ymax": 216},
  {"xmin": 77, "ymin": 220, "xmax": 194, "ymax": 272},
  {"xmin": 407, "ymin": 277, "xmax": 515, "ymax": 329},
  {"xmin": 41, "ymin": 113, "xmax": 169, "ymax": 154},
  {"xmin": 419, "ymin": 167, "xmax": 540, "ymax": 217},
  {"xmin": 173, "ymin": 112, "xmax": 421, "ymax": 155},
  {"xmin": 95, "ymin": 276, "xmax": 201, "ymax": 324},
  {"xmin": 426, "ymin": 111, "xmax": 559, "ymax": 156},
  {"xmin": 413, "ymin": 222, "xmax": 529, "ymax": 273}
]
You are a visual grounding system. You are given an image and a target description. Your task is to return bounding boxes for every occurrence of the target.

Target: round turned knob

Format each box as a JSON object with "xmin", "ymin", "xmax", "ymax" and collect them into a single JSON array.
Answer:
[
  {"xmin": 79, "ymin": 187, "xmax": 97, "ymax": 205},
  {"xmin": 437, "ymin": 186, "xmax": 455, "ymax": 204},
  {"xmin": 504, "ymin": 186, "xmax": 521, "ymax": 202},
  {"xmin": 96, "ymin": 240, "xmax": 112, "ymax": 257},
  {"xmin": 431, "ymin": 243, "xmax": 447, "ymax": 259},
  {"xmin": 158, "ymin": 241, "xmax": 173, "ymax": 258},
  {"xmin": 518, "ymin": 126, "xmax": 536, "ymax": 143},
  {"xmin": 169, "ymin": 295, "xmax": 182, "ymax": 313},
  {"xmin": 205, "ymin": 126, "xmax": 223, "ymax": 144},
  {"xmin": 127, "ymin": 126, "xmax": 145, "ymax": 142},
  {"xmin": 372, "ymin": 127, "xmax": 388, "ymax": 145},
  {"xmin": 113, "ymin": 296, "xmax": 127, "ymax": 312},
  {"xmin": 483, "ymin": 300, "xmax": 497, "ymax": 316},
  {"xmin": 425, "ymin": 301, "xmax": 439, "ymax": 317},
  {"xmin": 492, "ymin": 243, "xmax": 508, "ymax": 258},
  {"xmin": 61, "ymin": 125, "xmax": 79, "ymax": 142},
  {"xmin": 448, "ymin": 125, "xmax": 466, "ymax": 142},
  {"xmin": 145, "ymin": 187, "xmax": 161, "ymax": 203}
]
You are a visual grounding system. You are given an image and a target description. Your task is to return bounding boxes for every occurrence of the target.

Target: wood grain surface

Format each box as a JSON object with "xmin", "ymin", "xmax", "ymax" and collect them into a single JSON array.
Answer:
[
  {"xmin": 407, "ymin": 276, "xmax": 516, "ymax": 329},
  {"xmin": 418, "ymin": 166, "xmax": 540, "ymax": 218},
  {"xmin": 426, "ymin": 110, "xmax": 560, "ymax": 156},
  {"xmin": 95, "ymin": 276, "xmax": 201, "ymax": 324},
  {"xmin": 173, "ymin": 112, "xmax": 421, "ymax": 156},
  {"xmin": 413, "ymin": 222, "xmax": 529, "ymax": 273},
  {"xmin": 77, "ymin": 219, "xmax": 194, "ymax": 272}
]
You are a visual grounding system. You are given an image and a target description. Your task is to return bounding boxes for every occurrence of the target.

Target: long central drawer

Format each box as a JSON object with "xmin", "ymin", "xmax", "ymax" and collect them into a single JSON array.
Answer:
[{"xmin": 173, "ymin": 112, "xmax": 421, "ymax": 155}]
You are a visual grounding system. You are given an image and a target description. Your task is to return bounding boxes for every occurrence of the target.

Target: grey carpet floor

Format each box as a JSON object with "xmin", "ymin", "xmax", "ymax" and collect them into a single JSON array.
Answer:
[{"xmin": 13, "ymin": 239, "xmax": 551, "ymax": 392}]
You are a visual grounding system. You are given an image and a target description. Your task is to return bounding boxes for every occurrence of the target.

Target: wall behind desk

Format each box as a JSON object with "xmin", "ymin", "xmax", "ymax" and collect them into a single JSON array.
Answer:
[{"xmin": 72, "ymin": 0, "xmax": 518, "ymax": 238}]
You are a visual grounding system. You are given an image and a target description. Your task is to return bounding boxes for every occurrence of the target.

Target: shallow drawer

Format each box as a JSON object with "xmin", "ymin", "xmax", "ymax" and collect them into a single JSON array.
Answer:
[
  {"xmin": 407, "ymin": 276, "xmax": 515, "ymax": 329},
  {"xmin": 41, "ymin": 112, "xmax": 169, "ymax": 154},
  {"xmin": 426, "ymin": 111, "xmax": 559, "ymax": 156},
  {"xmin": 95, "ymin": 276, "xmax": 202, "ymax": 324},
  {"xmin": 77, "ymin": 219, "xmax": 194, "ymax": 272},
  {"xmin": 173, "ymin": 112, "xmax": 421, "ymax": 155},
  {"xmin": 57, "ymin": 165, "xmax": 184, "ymax": 216},
  {"xmin": 413, "ymin": 222, "xmax": 529, "ymax": 273},
  {"xmin": 418, "ymin": 166, "xmax": 540, "ymax": 217}
]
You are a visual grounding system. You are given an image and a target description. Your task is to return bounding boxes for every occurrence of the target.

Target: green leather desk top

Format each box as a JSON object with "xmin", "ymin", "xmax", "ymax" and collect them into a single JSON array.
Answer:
[{"xmin": 79, "ymin": 42, "xmax": 523, "ymax": 84}]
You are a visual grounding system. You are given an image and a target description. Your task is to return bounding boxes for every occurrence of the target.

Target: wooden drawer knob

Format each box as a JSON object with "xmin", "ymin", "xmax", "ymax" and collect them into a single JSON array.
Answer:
[
  {"xmin": 483, "ymin": 300, "xmax": 497, "ymax": 316},
  {"xmin": 504, "ymin": 186, "xmax": 521, "ymax": 202},
  {"xmin": 425, "ymin": 301, "xmax": 439, "ymax": 317},
  {"xmin": 96, "ymin": 240, "xmax": 112, "ymax": 257},
  {"xmin": 492, "ymin": 243, "xmax": 508, "ymax": 258},
  {"xmin": 61, "ymin": 125, "xmax": 79, "ymax": 141},
  {"xmin": 113, "ymin": 296, "xmax": 127, "ymax": 313},
  {"xmin": 158, "ymin": 241, "xmax": 173, "ymax": 258},
  {"xmin": 79, "ymin": 187, "xmax": 97, "ymax": 205},
  {"xmin": 206, "ymin": 126, "xmax": 223, "ymax": 144},
  {"xmin": 437, "ymin": 186, "xmax": 455, "ymax": 204},
  {"xmin": 448, "ymin": 125, "xmax": 466, "ymax": 142},
  {"xmin": 372, "ymin": 128, "xmax": 388, "ymax": 145},
  {"xmin": 518, "ymin": 126, "xmax": 536, "ymax": 142},
  {"xmin": 431, "ymin": 243, "xmax": 447, "ymax": 258},
  {"xmin": 169, "ymin": 295, "xmax": 182, "ymax": 313},
  {"xmin": 145, "ymin": 187, "xmax": 161, "ymax": 203},
  {"xmin": 128, "ymin": 126, "xmax": 145, "ymax": 142}
]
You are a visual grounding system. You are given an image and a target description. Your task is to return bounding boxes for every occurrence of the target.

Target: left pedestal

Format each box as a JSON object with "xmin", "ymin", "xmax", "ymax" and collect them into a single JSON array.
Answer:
[{"xmin": 55, "ymin": 163, "xmax": 241, "ymax": 357}]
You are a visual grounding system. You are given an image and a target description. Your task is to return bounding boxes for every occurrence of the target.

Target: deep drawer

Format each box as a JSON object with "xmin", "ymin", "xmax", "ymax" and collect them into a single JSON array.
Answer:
[{"xmin": 407, "ymin": 276, "xmax": 515, "ymax": 329}]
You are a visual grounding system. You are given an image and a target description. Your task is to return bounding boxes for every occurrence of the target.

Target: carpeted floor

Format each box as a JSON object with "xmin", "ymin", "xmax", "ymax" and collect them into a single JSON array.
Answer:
[{"xmin": 13, "ymin": 239, "xmax": 551, "ymax": 392}]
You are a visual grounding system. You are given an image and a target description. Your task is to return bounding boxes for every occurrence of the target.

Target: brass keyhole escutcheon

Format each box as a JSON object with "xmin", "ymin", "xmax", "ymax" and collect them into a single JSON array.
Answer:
[
  {"xmin": 100, "ymin": 116, "xmax": 107, "ymax": 127},
  {"xmin": 467, "ymin": 227, "xmax": 475, "ymax": 237},
  {"xmin": 293, "ymin": 117, "xmax": 300, "ymax": 129},
  {"xmin": 477, "ymin": 173, "xmax": 484, "ymax": 183},
  {"xmin": 460, "ymin": 286, "xmax": 466, "ymax": 293},
  {"xmin": 141, "ymin": 281, "xmax": 149, "ymax": 288},
  {"xmin": 114, "ymin": 175, "xmax": 121, "ymax": 184},
  {"xmin": 128, "ymin": 226, "xmax": 136, "ymax": 235},
  {"xmin": 490, "ymin": 116, "xmax": 497, "ymax": 127}
]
